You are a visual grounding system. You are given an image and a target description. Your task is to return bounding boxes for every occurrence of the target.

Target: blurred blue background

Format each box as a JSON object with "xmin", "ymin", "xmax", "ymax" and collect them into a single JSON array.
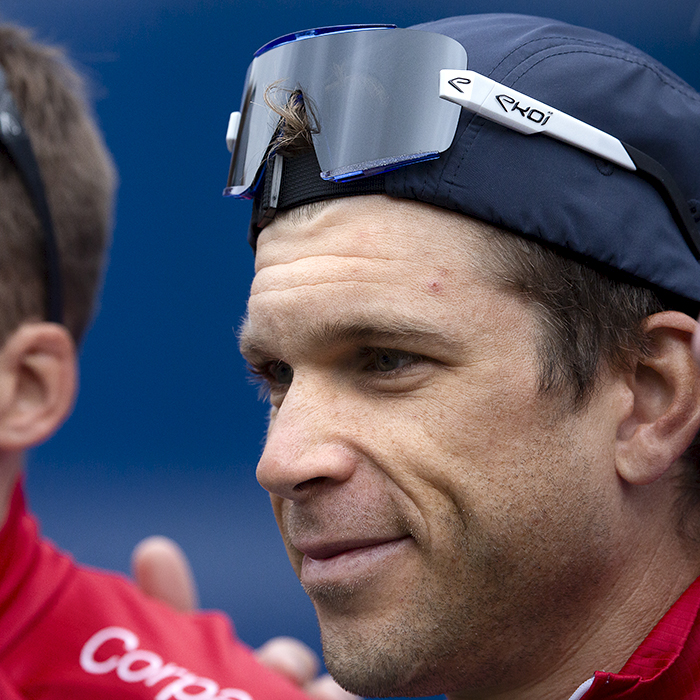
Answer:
[{"xmin": 1, "ymin": 0, "xmax": 698, "ymax": 698}]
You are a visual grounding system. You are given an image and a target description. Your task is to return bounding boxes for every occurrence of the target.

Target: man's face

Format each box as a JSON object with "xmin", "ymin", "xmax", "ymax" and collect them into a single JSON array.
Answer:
[{"xmin": 241, "ymin": 197, "xmax": 624, "ymax": 698}]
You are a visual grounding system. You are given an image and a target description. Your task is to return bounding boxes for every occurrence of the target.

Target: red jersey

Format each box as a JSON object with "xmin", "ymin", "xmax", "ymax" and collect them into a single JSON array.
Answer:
[
  {"xmin": 0, "ymin": 483, "xmax": 312, "ymax": 700},
  {"xmin": 569, "ymin": 575, "xmax": 700, "ymax": 699}
]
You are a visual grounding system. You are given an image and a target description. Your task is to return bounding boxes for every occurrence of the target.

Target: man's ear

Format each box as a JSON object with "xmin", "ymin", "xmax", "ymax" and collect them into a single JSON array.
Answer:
[
  {"xmin": 0, "ymin": 322, "xmax": 77, "ymax": 451},
  {"xmin": 616, "ymin": 311, "xmax": 700, "ymax": 486}
]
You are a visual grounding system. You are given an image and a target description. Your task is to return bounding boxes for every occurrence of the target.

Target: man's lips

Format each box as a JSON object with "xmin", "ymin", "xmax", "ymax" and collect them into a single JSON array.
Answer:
[
  {"xmin": 295, "ymin": 536, "xmax": 408, "ymax": 560},
  {"xmin": 294, "ymin": 535, "xmax": 412, "ymax": 588}
]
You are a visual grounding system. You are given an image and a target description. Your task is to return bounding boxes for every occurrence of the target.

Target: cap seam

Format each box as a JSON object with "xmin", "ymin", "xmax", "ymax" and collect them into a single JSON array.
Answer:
[
  {"xmin": 488, "ymin": 35, "xmax": 697, "ymax": 99},
  {"xmin": 490, "ymin": 34, "xmax": 635, "ymax": 76},
  {"xmin": 443, "ymin": 113, "xmax": 485, "ymax": 206},
  {"xmin": 501, "ymin": 46, "xmax": 700, "ymax": 103}
]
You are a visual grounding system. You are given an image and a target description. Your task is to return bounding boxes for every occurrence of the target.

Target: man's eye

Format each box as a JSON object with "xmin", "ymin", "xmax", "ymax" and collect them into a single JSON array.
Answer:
[
  {"xmin": 247, "ymin": 360, "xmax": 294, "ymax": 402},
  {"xmin": 270, "ymin": 360, "xmax": 294, "ymax": 385},
  {"xmin": 368, "ymin": 348, "xmax": 419, "ymax": 373}
]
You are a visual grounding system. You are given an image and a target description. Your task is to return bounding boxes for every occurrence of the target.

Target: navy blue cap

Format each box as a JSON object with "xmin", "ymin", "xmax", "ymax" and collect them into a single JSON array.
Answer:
[{"xmin": 384, "ymin": 14, "xmax": 700, "ymax": 307}]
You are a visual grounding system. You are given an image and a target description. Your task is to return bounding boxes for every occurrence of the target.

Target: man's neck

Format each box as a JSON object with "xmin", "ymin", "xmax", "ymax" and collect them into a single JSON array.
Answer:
[{"xmin": 446, "ymin": 536, "xmax": 700, "ymax": 700}]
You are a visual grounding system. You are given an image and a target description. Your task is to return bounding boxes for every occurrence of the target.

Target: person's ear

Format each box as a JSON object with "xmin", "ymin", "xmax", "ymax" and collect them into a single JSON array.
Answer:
[
  {"xmin": 0, "ymin": 322, "xmax": 77, "ymax": 451},
  {"xmin": 693, "ymin": 316, "xmax": 700, "ymax": 365},
  {"xmin": 616, "ymin": 311, "xmax": 700, "ymax": 486}
]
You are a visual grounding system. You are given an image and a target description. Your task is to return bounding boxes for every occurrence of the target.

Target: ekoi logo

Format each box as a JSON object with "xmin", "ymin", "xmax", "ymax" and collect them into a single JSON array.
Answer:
[
  {"xmin": 495, "ymin": 94, "xmax": 553, "ymax": 125},
  {"xmin": 80, "ymin": 626, "xmax": 253, "ymax": 700}
]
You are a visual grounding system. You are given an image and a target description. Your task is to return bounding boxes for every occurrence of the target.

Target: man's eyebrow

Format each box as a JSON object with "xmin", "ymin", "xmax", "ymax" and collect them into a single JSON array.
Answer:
[
  {"xmin": 238, "ymin": 315, "xmax": 262, "ymax": 360},
  {"xmin": 238, "ymin": 316, "xmax": 463, "ymax": 359},
  {"xmin": 309, "ymin": 320, "xmax": 462, "ymax": 349}
]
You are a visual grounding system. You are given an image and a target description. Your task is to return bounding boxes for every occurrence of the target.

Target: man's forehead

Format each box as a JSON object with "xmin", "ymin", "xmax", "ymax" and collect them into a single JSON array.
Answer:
[
  {"xmin": 253, "ymin": 195, "xmax": 482, "ymax": 273},
  {"xmin": 240, "ymin": 198, "xmax": 532, "ymax": 364},
  {"xmin": 248, "ymin": 198, "xmax": 495, "ymax": 310}
]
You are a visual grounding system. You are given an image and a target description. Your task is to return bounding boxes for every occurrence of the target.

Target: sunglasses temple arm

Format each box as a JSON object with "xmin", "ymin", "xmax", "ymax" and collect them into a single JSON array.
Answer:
[
  {"xmin": 0, "ymin": 73, "xmax": 63, "ymax": 323},
  {"xmin": 439, "ymin": 70, "xmax": 634, "ymax": 167}
]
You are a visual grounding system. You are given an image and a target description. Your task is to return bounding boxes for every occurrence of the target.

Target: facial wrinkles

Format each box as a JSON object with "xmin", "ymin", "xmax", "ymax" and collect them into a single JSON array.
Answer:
[
  {"xmin": 247, "ymin": 199, "xmax": 491, "ymax": 369},
  {"xmin": 319, "ymin": 428, "xmax": 612, "ymax": 698},
  {"xmin": 268, "ymin": 325, "xmax": 554, "ymax": 583},
  {"xmin": 247, "ymin": 238, "xmax": 496, "ymax": 372},
  {"xmin": 354, "ymin": 350, "xmax": 556, "ymax": 562},
  {"xmin": 283, "ymin": 480, "xmax": 414, "ymax": 549},
  {"xmin": 247, "ymin": 271, "xmax": 478, "ymax": 375},
  {"xmin": 265, "ymin": 373, "xmax": 437, "ymax": 546},
  {"xmin": 250, "ymin": 254, "xmax": 455, "ymax": 312}
]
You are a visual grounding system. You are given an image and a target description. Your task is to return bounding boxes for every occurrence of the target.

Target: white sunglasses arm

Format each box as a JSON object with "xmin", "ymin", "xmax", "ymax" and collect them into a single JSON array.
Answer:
[{"xmin": 439, "ymin": 69, "xmax": 635, "ymax": 171}]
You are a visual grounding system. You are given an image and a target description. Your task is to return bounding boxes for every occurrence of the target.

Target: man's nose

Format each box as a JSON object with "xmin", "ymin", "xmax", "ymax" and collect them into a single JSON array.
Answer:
[{"xmin": 256, "ymin": 385, "xmax": 358, "ymax": 500}]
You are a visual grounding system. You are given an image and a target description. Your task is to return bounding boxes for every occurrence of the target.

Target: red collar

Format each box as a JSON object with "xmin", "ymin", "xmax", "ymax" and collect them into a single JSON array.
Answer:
[{"xmin": 583, "ymin": 576, "xmax": 700, "ymax": 698}]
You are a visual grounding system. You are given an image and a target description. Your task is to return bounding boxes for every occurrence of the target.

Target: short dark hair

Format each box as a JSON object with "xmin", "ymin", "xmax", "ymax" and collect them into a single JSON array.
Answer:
[{"xmin": 0, "ymin": 25, "xmax": 116, "ymax": 344}]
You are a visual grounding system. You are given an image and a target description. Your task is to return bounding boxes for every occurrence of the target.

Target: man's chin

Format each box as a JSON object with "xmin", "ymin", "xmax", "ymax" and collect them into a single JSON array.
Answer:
[
  {"xmin": 319, "ymin": 626, "xmax": 444, "ymax": 699},
  {"xmin": 323, "ymin": 657, "xmax": 415, "ymax": 699}
]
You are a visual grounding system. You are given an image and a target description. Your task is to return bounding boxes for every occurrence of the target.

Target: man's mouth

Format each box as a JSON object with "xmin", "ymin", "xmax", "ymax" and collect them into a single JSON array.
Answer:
[{"xmin": 294, "ymin": 535, "xmax": 412, "ymax": 588}]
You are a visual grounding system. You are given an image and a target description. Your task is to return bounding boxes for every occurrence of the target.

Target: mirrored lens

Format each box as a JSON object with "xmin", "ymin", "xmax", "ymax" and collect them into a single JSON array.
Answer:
[{"xmin": 226, "ymin": 27, "xmax": 466, "ymax": 197}]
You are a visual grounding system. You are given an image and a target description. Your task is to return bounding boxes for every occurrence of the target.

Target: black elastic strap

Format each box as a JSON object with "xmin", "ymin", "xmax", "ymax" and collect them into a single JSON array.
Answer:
[
  {"xmin": 249, "ymin": 149, "xmax": 386, "ymax": 246},
  {"xmin": 624, "ymin": 142, "xmax": 700, "ymax": 262},
  {"xmin": 0, "ymin": 67, "xmax": 62, "ymax": 324}
]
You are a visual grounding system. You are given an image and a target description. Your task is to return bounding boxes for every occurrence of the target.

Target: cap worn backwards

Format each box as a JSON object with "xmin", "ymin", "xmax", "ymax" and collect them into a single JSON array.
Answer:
[{"xmin": 386, "ymin": 14, "xmax": 700, "ymax": 307}]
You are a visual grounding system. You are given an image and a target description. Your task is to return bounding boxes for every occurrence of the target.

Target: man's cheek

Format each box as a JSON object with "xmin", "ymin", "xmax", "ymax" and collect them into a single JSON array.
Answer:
[
  {"xmin": 269, "ymin": 494, "xmax": 285, "ymax": 531},
  {"xmin": 269, "ymin": 496, "xmax": 302, "ymax": 572}
]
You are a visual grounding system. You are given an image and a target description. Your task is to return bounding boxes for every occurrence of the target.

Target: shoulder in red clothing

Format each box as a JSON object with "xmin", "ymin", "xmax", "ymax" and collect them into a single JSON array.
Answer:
[{"xmin": 0, "ymin": 483, "xmax": 312, "ymax": 700}]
